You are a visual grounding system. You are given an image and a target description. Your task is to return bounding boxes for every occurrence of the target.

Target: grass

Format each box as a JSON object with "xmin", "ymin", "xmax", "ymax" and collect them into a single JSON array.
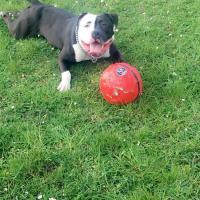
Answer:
[{"xmin": 0, "ymin": 0, "xmax": 199, "ymax": 199}]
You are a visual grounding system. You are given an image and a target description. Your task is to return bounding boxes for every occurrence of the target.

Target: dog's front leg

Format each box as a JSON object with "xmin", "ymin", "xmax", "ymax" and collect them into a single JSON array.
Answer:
[
  {"xmin": 57, "ymin": 49, "xmax": 73, "ymax": 92},
  {"xmin": 109, "ymin": 44, "xmax": 123, "ymax": 63}
]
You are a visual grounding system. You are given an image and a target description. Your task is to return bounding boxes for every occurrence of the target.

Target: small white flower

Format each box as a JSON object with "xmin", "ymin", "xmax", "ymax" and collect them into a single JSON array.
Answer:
[
  {"xmin": 137, "ymin": 141, "xmax": 140, "ymax": 146},
  {"xmin": 74, "ymin": 102, "xmax": 77, "ymax": 105},
  {"xmin": 166, "ymin": 115, "xmax": 169, "ymax": 118},
  {"xmin": 11, "ymin": 106, "xmax": 15, "ymax": 109},
  {"xmin": 38, "ymin": 34, "xmax": 40, "ymax": 37},
  {"xmin": 181, "ymin": 98, "xmax": 185, "ymax": 102},
  {"xmin": 37, "ymin": 194, "xmax": 43, "ymax": 199},
  {"xmin": 101, "ymin": 0, "xmax": 104, "ymax": 3},
  {"xmin": 142, "ymin": 12, "xmax": 146, "ymax": 15},
  {"xmin": 51, "ymin": 47, "xmax": 55, "ymax": 50},
  {"xmin": 172, "ymin": 72, "xmax": 177, "ymax": 76},
  {"xmin": 4, "ymin": 187, "xmax": 8, "ymax": 192},
  {"xmin": 156, "ymin": 46, "xmax": 159, "ymax": 49},
  {"xmin": 169, "ymin": 33, "xmax": 172, "ymax": 36},
  {"xmin": 184, "ymin": 128, "xmax": 188, "ymax": 131},
  {"xmin": 75, "ymin": 0, "xmax": 78, "ymax": 3},
  {"xmin": 180, "ymin": 34, "xmax": 183, "ymax": 37},
  {"xmin": 54, "ymin": 4, "xmax": 58, "ymax": 7},
  {"xmin": 25, "ymin": 191, "xmax": 29, "ymax": 195},
  {"xmin": 114, "ymin": 28, "xmax": 119, "ymax": 32},
  {"xmin": 49, "ymin": 198, "xmax": 56, "ymax": 200}
]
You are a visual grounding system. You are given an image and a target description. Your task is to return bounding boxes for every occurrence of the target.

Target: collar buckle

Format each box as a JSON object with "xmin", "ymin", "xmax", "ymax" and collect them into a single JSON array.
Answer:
[{"xmin": 91, "ymin": 56, "xmax": 98, "ymax": 63}]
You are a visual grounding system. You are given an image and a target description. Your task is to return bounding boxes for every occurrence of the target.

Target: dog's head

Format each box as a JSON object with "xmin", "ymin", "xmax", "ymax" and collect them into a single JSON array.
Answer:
[{"xmin": 77, "ymin": 13, "xmax": 118, "ymax": 57}]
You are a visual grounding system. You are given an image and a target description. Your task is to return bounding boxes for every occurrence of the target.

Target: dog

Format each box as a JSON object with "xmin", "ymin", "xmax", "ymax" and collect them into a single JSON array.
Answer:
[{"xmin": 1, "ymin": 0, "xmax": 122, "ymax": 92}]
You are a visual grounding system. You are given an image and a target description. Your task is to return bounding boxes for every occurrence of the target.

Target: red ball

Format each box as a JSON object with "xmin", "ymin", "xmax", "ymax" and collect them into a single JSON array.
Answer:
[{"xmin": 99, "ymin": 62, "xmax": 143, "ymax": 105}]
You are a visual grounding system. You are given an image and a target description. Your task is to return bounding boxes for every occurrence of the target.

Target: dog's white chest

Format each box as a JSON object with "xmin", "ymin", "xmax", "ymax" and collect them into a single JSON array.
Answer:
[{"xmin": 72, "ymin": 43, "xmax": 110, "ymax": 62}]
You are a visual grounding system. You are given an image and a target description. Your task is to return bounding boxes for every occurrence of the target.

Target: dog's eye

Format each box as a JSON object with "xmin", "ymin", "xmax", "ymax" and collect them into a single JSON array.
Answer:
[
  {"xmin": 84, "ymin": 21, "xmax": 92, "ymax": 28},
  {"xmin": 101, "ymin": 22, "xmax": 108, "ymax": 28}
]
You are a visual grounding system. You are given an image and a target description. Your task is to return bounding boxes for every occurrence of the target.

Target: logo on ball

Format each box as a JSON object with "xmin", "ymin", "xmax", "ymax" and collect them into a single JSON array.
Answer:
[{"xmin": 117, "ymin": 67, "xmax": 127, "ymax": 76}]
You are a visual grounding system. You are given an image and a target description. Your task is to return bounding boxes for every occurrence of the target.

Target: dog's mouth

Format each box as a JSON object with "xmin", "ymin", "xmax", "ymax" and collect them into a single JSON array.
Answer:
[{"xmin": 81, "ymin": 39, "xmax": 112, "ymax": 57}]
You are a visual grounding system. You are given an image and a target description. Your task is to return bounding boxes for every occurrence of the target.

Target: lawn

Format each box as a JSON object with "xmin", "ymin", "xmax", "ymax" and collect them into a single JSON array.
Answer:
[{"xmin": 0, "ymin": 0, "xmax": 199, "ymax": 199}]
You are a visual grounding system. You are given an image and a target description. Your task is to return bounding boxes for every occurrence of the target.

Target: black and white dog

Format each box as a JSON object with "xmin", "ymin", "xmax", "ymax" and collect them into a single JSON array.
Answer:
[{"xmin": 1, "ymin": 0, "xmax": 122, "ymax": 92}]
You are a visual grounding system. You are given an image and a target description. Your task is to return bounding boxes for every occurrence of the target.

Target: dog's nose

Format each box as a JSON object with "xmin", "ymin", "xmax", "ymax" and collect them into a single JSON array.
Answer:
[{"xmin": 92, "ymin": 31, "xmax": 100, "ymax": 40}]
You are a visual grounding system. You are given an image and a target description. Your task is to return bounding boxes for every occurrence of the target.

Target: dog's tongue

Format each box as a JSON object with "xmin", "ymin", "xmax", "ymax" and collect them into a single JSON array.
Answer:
[{"xmin": 90, "ymin": 43, "xmax": 103, "ymax": 57}]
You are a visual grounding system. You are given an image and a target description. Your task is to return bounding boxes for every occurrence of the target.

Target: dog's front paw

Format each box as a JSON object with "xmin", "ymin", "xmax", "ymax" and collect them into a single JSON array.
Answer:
[
  {"xmin": 57, "ymin": 71, "xmax": 71, "ymax": 92},
  {"xmin": 57, "ymin": 80, "xmax": 71, "ymax": 92}
]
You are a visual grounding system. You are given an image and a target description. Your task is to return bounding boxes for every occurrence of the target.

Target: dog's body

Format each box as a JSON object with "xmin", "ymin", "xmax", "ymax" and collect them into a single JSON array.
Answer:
[{"xmin": 2, "ymin": 0, "xmax": 122, "ymax": 91}]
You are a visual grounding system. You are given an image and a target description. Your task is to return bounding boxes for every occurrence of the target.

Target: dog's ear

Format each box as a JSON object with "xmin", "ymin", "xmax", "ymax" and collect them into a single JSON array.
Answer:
[
  {"xmin": 78, "ymin": 12, "xmax": 87, "ymax": 21},
  {"xmin": 105, "ymin": 13, "xmax": 118, "ymax": 27},
  {"xmin": 77, "ymin": 13, "xmax": 88, "ymax": 27}
]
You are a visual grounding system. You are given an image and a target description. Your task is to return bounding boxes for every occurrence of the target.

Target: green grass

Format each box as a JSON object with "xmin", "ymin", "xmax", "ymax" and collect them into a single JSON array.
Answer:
[{"xmin": 0, "ymin": 0, "xmax": 200, "ymax": 199}]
